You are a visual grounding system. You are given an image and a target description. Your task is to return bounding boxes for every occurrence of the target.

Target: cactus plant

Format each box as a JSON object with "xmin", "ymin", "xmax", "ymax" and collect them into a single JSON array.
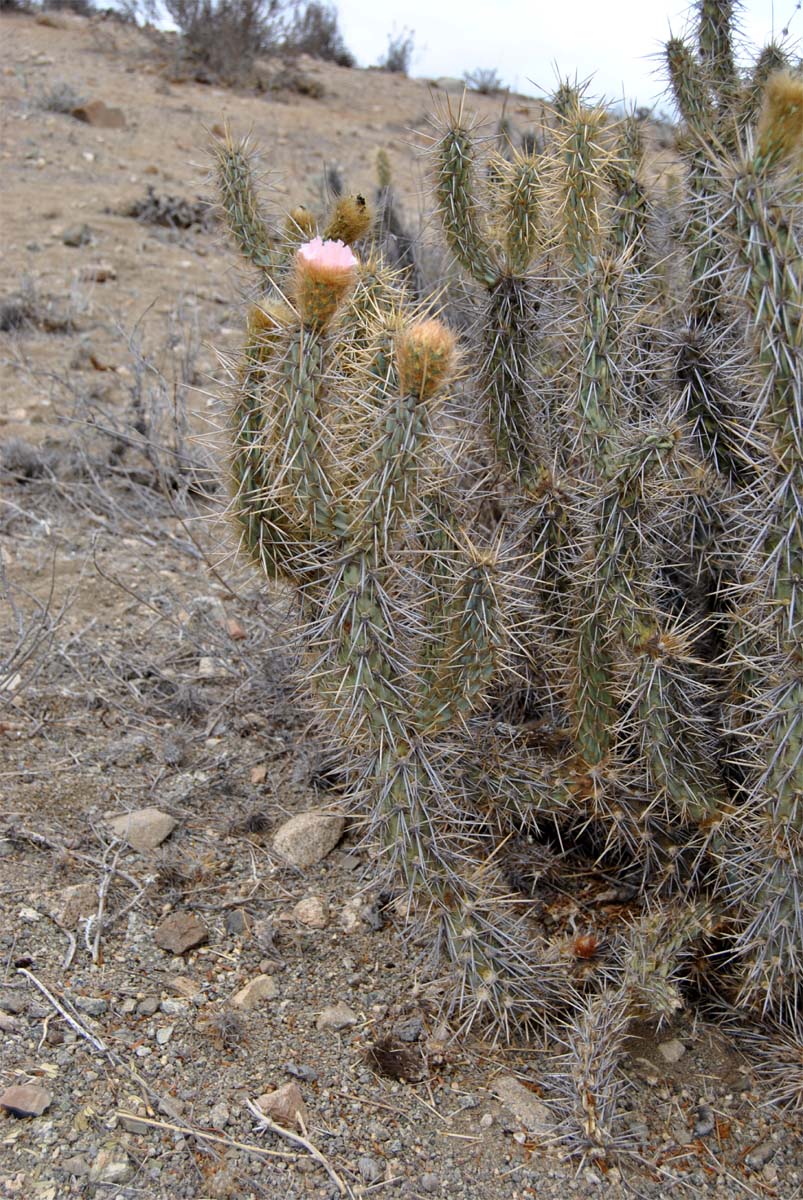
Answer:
[{"xmin": 213, "ymin": 0, "xmax": 803, "ymax": 1150}]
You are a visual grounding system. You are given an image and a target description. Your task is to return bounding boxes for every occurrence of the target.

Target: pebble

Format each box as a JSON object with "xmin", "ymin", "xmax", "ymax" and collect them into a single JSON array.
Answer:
[
  {"xmin": 339, "ymin": 896, "xmax": 365, "ymax": 932},
  {"xmin": 0, "ymin": 991, "xmax": 26, "ymax": 1014},
  {"xmin": 292, "ymin": 895, "xmax": 329, "ymax": 928},
  {"xmin": 359, "ymin": 1155, "xmax": 384, "ymax": 1183},
  {"xmin": 746, "ymin": 1141, "xmax": 776, "ymax": 1170},
  {"xmin": 49, "ymin": 882, "xmax": 97, "ymax": 930},
  {"xmin": 421, "ymin": 1173, "xmax": 440, "ymax": 1193},
  {"xmin": 316, "ymin": 1001, "xmax": 358, "ymax": 1032},
  {"xmin": 166, "ymin": 975, "xmax": 202, "ymax": 1000},
  {"xmin": 155, "ymin": 1025, "xmax": 173, "ymax": 1045},
  {"xmin": 394, "ymin": 1015, "xmax": 423, "ymax": 1043},
  {"xmin": 230, "ymin": 974, "xmax": 278, "ymax": 1010},
  {"xmin": 107, "ymin": 807, "xmax": 177, "ymax": 851},
  {"xmin": 159, "ymin": 998, "xmax": 186, "ymax": 1016},
  {"xmin": 225, "ymin": 908, "xmax": 250, "ymax": 936},
  {"xmin": 61, "ymin": 1155, "xmax": 89, "ymax": 1176},
  {"xmin": 284, "ymin": 1061, "xmax": 319, "ymax": 1082},
  {"xmin": 137, "ymin": 996, "xmax": 160, "ymax": 1016},
  {"xmin": 255, "ymin": 1081, "xmax": 307, "ymax": 1130},
  {"xmin": 0, "ymin": 1084, "xmax": 52, "ymax": 1117},
  {"xmin": 74, "ymin": 995, "xmax": 107, "ymax": 1016},
  {"xmin": 89, "ymin": 1148, "xmax": 132, "ymax": 1184},
  {"xmin": 694, "ymin": 1103, "xmax": 716, "ymax": 1138},
  {"xmin": 154, "ymin": 911, "xmax": 208, "ymax": 954},
  {"xmin": 658, "ymin": 1038, "xmax": 686, "ymax": 1064},
  {"xmin": 62, "ymin": 223, "xmax": 92, "ymax": 247},
  {"xmin": 492, "ymin": 1075, "xmax": 553, "ymax": 1136},
  {"xmin": 79, "ymin": 262, "xmax": 117, "ymax": 283},
  {"xmin": 209, "ymin": 1101, "xmax": 229, "ymax": 1129},
  {"xmin": 272, "ymin": 809, "xmax": 345, "ymax": 868}
]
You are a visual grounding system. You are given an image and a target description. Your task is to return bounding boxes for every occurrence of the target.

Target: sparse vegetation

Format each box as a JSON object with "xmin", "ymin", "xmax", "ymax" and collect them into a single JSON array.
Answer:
[
  {"xmin": 378, "ymin": 24, "xmax": 414, "ymax": 75},
  {"xmin": 463, "ymin": 66, "xmax": 505, "ymax": 94},
  {"xmin": 35, "ymin": 78, "xmax": 84, "ymax": 112},
  {"xmin": 283, "ymin": 0, "xmax": 353, "ymax": 66}
]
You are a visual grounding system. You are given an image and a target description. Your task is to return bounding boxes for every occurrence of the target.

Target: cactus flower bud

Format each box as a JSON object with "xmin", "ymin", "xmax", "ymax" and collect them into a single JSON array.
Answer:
[
  {"xmin": 324, "ymin": 194, "xmax": 372, "ymax": 245},
  {"xmin": 293, "ymin": 237, "xmax": 358, "ymax": 329},
  {"xmin": 396, "ymin": 319, "xmax": 456, "ymax": 401}
]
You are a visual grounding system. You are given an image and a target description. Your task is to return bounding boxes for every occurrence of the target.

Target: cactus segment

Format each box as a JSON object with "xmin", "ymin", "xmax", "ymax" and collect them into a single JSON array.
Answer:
[
  {"xmin": 213, "ymin": 134, "xmax": 277, "ymax": 277},
  {"xmin": 433, "ymin": 112, "xmax": 499, "ymax": 287}
]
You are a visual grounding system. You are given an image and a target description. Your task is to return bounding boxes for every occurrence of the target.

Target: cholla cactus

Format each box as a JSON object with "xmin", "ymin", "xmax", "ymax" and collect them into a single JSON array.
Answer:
[{"xmin": 213, "ymin": 0, "xmax": 803, "ymax": 1154}]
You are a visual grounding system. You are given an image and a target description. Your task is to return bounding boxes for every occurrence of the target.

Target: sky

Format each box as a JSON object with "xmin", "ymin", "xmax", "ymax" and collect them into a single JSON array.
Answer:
[{"xmin": 332, "ymin": 0, "xmax": 798, "ymax": 112}]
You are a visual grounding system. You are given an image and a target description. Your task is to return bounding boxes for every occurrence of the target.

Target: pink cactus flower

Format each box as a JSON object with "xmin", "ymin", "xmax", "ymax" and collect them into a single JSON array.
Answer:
[
  {"xmin": 296, "ymin": 237, "xmax": 358, "ymax": 274},
  {"xmin": 294, "ymin": 238, "xmax": 358, "ymax": 329}
]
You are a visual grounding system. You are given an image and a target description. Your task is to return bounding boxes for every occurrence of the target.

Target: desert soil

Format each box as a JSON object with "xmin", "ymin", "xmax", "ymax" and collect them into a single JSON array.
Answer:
[{"xmin": 1, "ymin": 10, "xmax": 802, "ymax": 1200}]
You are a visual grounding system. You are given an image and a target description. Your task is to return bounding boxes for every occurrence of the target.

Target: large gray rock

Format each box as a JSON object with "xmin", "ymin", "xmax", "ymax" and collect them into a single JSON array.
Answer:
[{"xmin": 272, "ymin": 810, "xmax": 344, "ymax": 868}]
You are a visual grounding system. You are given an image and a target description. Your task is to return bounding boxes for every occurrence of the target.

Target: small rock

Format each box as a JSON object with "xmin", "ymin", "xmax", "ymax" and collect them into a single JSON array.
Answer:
[
  {"xmin": 0, "ymin": 1013, "xmax": 19, "ymax": 1032},
  {"xmin": 61, "ymin": 1155, "xmax": 89, "ymax": 1176},
  {"xmin": 745, "ymin": 1141, "xmax": 776, "ymax": 1170},
  {"xmin": 292, "ymin": 895, "xmax": 329, "ymax": 929},
  {"xmin": 693, "ymin": 1103, "xmax": 715, "ymax": 1138},
  {"xmin": 165, "ymin": 975, "xmax": 201, "ymax": 1000},
  {"xmin": 230, "ymin": 974, "xmax": 278, "ymax": 1010},
  {"xmin": 0, "ymin": 991, "xmax": 26, "ymax": 1015},
  {"xmin": 339, "ymin": 896, "xmax": 364, "ymax": 932},
  {"xmin": 198, "ymin": 655, "xmax": 226, "ymax": 679},
  {"xmin": 79, "ymin": 262, "xmax": 117, "ymax": 283},
  {"xmin": 658, "ymin": 1038, "xmax": 686, "ymax": 1064},
  {"xmin": 0, "ymin": 1084, "xmax": 52, "ymax": 1117},
  {"xmin": 137, "ymin": 996, "xmax": 160, "ymax": 1016},
  {"xmin": 71, "ymin": 99, "xmax": 127, "ymax": 129},
  {"xmin": 155, "ymin": 1025, "xmax": 173, "ymax": 1046},
  {"xmin": 159, "ymin": 998, "xmax": 186, "ymax": 1016},
  {"xmin": 49, "ymin": 883, "xmax": 96, "ymax": 930},
  {"xmin": 316, "ymin": 1001, "xmax": 358, "ymax": 1032},
  {"xmin": 62, "ymin": 223, "xmax": 91, "ymax": 247},
  {"xmin": 359, "ymin": 1156, "xmax": 384, "ymax": 1183},
  {"xmin": 479, "ymin": 1112, "xmax": 494, "ymax": 1128},
  {"xmin": 493, "ymin": 1075, "xmax": 553, "ymax": 1136},
  {"xmin": 107, "ymin": 807, "xmax": 176, "ymax": 851},
  {"xmin": 154, "ymin": 911, "xmax": 208, "ymax": 954},
  {"xmin": 394, "ymin": 1015, "xmax": 423, "ymax": 1043},
  {"xmin": 209, "ymin": 1101, "xmax": 229, "ymax": 1129},
  {"xmin": 284, "ymin": 1061, "xmax": 318, "ymax": 1082},
  {"xmin": 89, "ymin": 1148, "xmax": 132, "ymax": 1184},
  {"xmin": 225, "ymin": 908, "xmax": 250, "ymax": 936},
  {"xmin": 421, "ymin": 1174, "xmax": 440, "ymax": 1194},
  {"xmin": 74, "ymin": 995, "xmax": 107, "ymax": 1016},
  {"xmin": 255, "ymin": 1081, "xmax": 307, "ymax": 1130},
  {"xmin": 118, "ymin": 1106, "xmax": 150, "ymax": 1134},
  {"xmin": 272, "ymin": 810, "xmax": 344, "ymax": 868}
]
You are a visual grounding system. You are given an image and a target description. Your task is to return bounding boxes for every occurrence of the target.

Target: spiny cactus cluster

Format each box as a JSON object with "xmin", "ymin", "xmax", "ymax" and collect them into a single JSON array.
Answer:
[{"xmin": 213, "ymin": 0, "xmax": 803, "ymax": 1155}]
